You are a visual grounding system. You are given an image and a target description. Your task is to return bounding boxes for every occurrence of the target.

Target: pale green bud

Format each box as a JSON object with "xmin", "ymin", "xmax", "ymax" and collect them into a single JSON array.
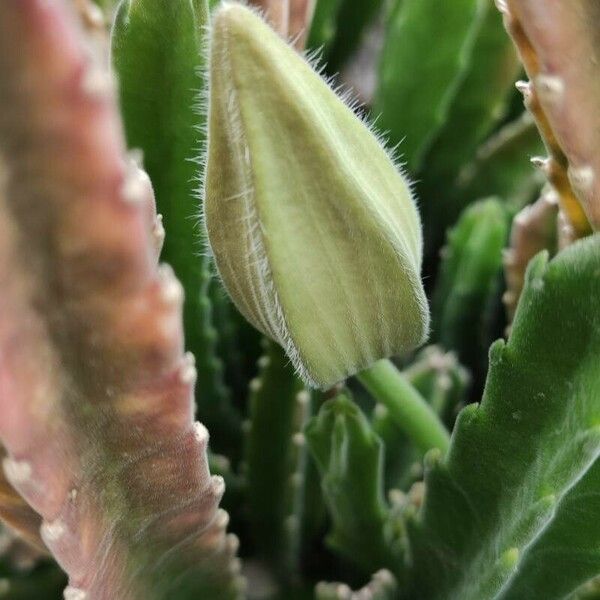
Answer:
[{"xmin": 203, "ymin": 2, "xmax": 429, "ymax": 388}]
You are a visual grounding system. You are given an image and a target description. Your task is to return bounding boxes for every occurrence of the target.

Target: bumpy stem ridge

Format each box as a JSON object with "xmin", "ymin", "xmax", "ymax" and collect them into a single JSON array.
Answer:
[
  {"xmin": 503, "ymin": 189, "xmax": 558, "ymax": 325},
  {"xmin": 0, "ymin": 1, "xmax": 241, "ymax": 598},
  {"xmin": 501, "ymin": 0, "xmax": 600, "ymax": 237}
]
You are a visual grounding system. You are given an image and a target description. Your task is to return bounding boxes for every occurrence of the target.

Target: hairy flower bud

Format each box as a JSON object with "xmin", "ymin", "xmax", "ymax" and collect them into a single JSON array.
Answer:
[{"xmin": 204, "ymin": 2, "xmax": 429, "ymax": 388}]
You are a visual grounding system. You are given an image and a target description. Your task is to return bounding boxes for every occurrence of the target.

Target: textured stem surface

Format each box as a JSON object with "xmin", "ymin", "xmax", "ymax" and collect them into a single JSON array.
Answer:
[
  {"xmin": 503, "ymin": 190, "xmax": 558, "ymax": 325},
  {"xmin": 501, "ymin": 0, "xmax": 600, "ymax": 236},
  {"xmin": 112, "ymin": 0, "xmax": 244, "ymax": 458},
  {"xmin": 0, "ymin": 1, "xmax": 241, "ymax": 597}
]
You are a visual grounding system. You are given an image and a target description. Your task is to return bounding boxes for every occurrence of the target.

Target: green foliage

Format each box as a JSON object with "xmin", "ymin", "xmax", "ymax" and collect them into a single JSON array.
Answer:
[
  {"xmin": 421, "ymin": 1, "xmax": 519, "ymax": 185},
  {"xmin": 245, "ymin": 341, "xmax": 312, "ymax": 579},
  {"xmin": 432, "ymin": 198, "xmax": 509, "ymax": 375},
  {"xmin": 305, "ymin": 395, "xmax": 402, "ymax": 576},
  {"xmin": 407, "ymin": 235, "xmax": 600, "ymax": 600},
  {"xmin": 418, "ymin": 0, "xmax": 521, "ymax": 247},
  {"xmin": 307, "ymin": 0, "xmax": 344, "ymax": 54},
  {"xmin": 0, "ymin": 560, "xmax": 65, "ymax": 600},
  {"xmin": 375, "ymin": 0, "xmax": 481, "ymax": 171},
  {"xmin": 309, "ymin": 0, "xmax": 385, "ymax": 74},
  {"xmin": 455, "ymin": 113, "xmax": 544, "ymax": 211},
  {"xmin": 372, "ymin": 347, "xmax": 470, "ymax": 490}
]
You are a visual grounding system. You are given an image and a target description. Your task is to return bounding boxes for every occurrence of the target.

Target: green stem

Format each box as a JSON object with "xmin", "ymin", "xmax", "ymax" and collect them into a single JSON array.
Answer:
[{"xmin": 357, "ymin": 359, "xmax": 451, "ymax": 455}]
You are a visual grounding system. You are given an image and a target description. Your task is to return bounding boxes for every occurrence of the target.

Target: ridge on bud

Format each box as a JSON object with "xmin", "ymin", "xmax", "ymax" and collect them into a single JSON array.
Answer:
[{"xmin": 203, "ymin": 2, "xmax": 429, "ymax": 388}]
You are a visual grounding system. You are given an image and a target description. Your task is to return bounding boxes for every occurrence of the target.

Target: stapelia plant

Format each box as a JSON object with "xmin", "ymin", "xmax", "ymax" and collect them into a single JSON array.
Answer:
[{"xmin": 0, "ymin": 0, "xmax": 599, "ymax": 599}]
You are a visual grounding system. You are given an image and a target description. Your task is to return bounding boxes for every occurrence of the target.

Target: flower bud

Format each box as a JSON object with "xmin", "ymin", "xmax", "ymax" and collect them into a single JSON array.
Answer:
[{"xmin": 204, "ymin": 2, "xmax": 429, "ymax": 388}]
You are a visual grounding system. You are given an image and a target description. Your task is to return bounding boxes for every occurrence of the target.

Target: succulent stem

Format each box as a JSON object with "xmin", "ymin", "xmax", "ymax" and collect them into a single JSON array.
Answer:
[{"xmin": 357, "ymin": 360, "xmax": 451, "ymax": 455}]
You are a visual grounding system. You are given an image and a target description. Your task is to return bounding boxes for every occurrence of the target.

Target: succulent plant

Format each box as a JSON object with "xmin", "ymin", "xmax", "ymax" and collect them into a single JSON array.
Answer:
[{"xmin": 0, "ymin": 0, "xmax": 599, "ymax": 599}]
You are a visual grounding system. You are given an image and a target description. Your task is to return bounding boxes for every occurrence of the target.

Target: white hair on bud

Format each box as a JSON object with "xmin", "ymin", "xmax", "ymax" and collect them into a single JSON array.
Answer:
[
  {"xmin": 194, "ymin": 2, "xmax": 419, "ymax": 388},
  {"xmin": 196, "ymin": 4, "xmax": 319, "ymax": 387}
]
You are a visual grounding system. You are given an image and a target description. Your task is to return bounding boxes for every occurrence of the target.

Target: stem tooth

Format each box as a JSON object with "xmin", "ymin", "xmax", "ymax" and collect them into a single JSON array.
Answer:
[
  {"xmin": 226, "ymin": 533, "xmax": 240, "ymax": 554},
  {"xmin": 295, "ymin": 390, "xmax": 310, "ymax": 406},
  {"xmin": 158, "ymin": 264, "xmax": 184, "ymax": 305},
  {"xmin": 249, "ymin": 377, "xmax": 262, "ymax": 393},
  {"xmin": 569, "ymin": 165, "xmax": 595, "ymax": 194},
  {"xmin": 152, "ymin": 215, "xmax": 166, "ymax": 251},
  {"xmin": 2, "ymin": 458, "xmax": 32, "ymax": 485},
  {"xmin": 193, "ymin": 421, "xmax": 209, "ymax": 444},
  {"xmin": 41, "ymin": 519, "xmax": 66, "ymax": 543},
  {"xmin": 535, "ymin": 74, "xmax": 565, "ymax": 105},
  {"xmin": 80, "ymin": 64, "xmax": 114, "ymax": 101},
  {"xmin": 63, "ymin": 587, "xmax": 87, "ymax": 600},
  {"xmin": 215, "ymin": 508, "xmax": 230, "ymax": 528},
  {"xmin": 81, "ymin": 2, "xmax": 105, "ymax": 29},
  {"xmin": 292, "ymin": 432, "xmax": 305, "ymax": 447},
  {"xmin": 494, "ymin": 0, "xmax": 508, "ymax": 14},
  {"xmin": 543, "ymin": 189, "xmax": 560, "ymax": 206},
  {"xmin": 211, "ymin": 476, "xmax": 226, "ymax": 498},
  {"xmin": 515, "ymin": 80, "xmax": 531, "ymax": 97},
  {"xmin": 530, "ymin": 156, "xmax": 550, "ymax": 173},
  {"xmin": 120, "ymin": 161, "xmax": 150, "ymax": 204},
  {"xmin": 179, "ymin": 353, "xmax": 197, "ymax": 385}
]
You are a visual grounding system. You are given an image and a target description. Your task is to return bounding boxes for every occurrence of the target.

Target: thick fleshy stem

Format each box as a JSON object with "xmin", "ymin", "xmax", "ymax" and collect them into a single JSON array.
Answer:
[
  {"xmin": 357, "ymin": 360, "xmax": 451, "ymax": 455},
  {"xmin": 500, "ymin": 0, "xmax": 599, "ymax": 237},
  {"xmin": 112, "ymin": 0, "xmax": 242, "ymax": 458},
  {"xmin": 305, "ymin": 394, "xmax": 402, "ymax": 575},
  {"xmin": 245, "ymin": 341, "xmax": 312, "ymax": 581},
  {"xmin": 0, "ymin": 1, "xmax": 242, "ymax": 597},
  {"xmin": 503, "ymin": 189, "xmax": 558, "ymax": 326},
  {"xmin": 372, "ymin": 346, "xmax": 470, "ymax": 490}
]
